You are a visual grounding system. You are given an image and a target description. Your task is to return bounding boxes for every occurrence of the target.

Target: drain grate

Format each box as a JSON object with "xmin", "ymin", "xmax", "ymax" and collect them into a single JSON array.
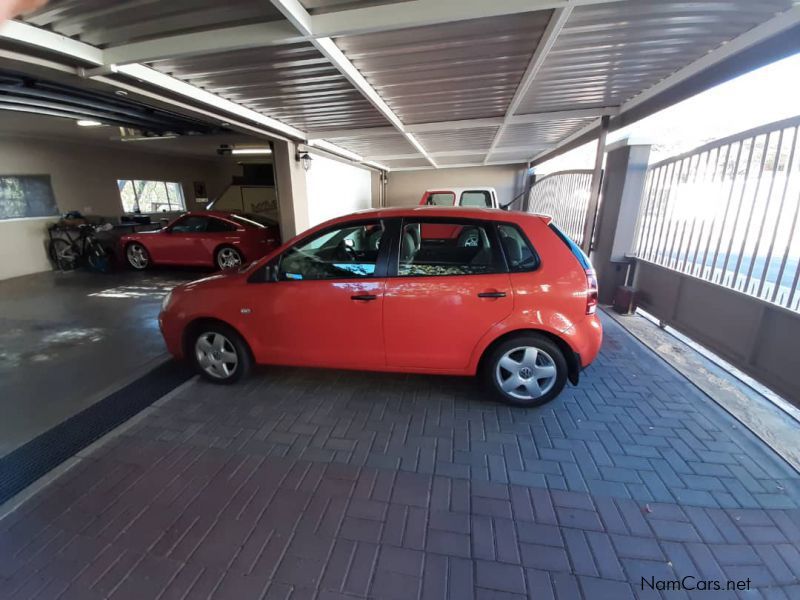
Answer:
[{"xmin": 0, "ymin": 360, "xmax": 192, "ymax": 505}]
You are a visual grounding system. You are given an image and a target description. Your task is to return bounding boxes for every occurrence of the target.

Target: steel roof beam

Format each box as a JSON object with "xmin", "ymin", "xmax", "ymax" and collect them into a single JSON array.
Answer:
[
  {"xmin": 104, "ymin": 22, "xmax": 304, "ymax": 65},
  {"xmin": 271, "ymin": 0, "xmax": 437, "ymax": 167},
  {"xmin": 483, "ymin": 7, "xmax": 573, "ymax": 164},
  {"xmin": 530, "ymin": 3, "xmax": 800, "ymax": 164},
  {"xmin": 101, "ymin": 0, "xmax": 622, "ymax": 66}
]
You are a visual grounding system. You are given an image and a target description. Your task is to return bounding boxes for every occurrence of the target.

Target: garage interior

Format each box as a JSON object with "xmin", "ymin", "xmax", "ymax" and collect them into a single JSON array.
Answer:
[{"xmin": 1, "ymin": 1, "xmax": 800, "ymax": 599}]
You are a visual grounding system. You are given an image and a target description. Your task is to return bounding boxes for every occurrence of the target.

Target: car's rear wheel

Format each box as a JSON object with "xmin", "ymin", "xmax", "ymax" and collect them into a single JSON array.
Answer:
[
  {"xmin": 126, "ymin": 242, "xmax": 150, "ymax": 270},
  {"xmin": 192, "ymin": 323, "xmax": 252, "ymax": 384},
  {"xmin": 216, "ymin": 246, "xmax": 243, "ymax": 270},
  {"xmin": 483, "ymin": 333, "xmax": 567, "ymax": 407}
]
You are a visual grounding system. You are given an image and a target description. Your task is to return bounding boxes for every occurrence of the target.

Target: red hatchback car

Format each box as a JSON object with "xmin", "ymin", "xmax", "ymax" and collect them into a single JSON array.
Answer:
[
  {"xmin": 121, "ymin": 210, "xmax": 281, "ymax": 271},
  {"xmin": 159, "ymin": 207, "xmax": 602, "ymax": 407}
]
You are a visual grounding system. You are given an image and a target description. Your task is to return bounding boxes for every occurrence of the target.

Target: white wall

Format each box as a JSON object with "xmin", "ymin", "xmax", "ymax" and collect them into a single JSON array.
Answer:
[
  {"xmin": 386, "ymin": 164, "xmax": 527, "ymax": 208},
  {"xmin": 305, "ymin": 154, "xmax": 372, "ymax": 227},
  {"xmin": 0, "ymin": 135, "xmax": 239, "ymax": 281}
]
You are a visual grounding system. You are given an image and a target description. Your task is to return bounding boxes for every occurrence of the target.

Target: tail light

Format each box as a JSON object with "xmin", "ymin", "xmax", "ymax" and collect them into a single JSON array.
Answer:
[{"xmin": 585, "ymin": 269, "xmax": 598, "ymax": 315}]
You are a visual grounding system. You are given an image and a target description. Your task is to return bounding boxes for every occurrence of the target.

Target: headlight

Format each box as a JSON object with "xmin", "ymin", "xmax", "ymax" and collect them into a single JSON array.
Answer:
[{"xmin": 161, "ymin": 290, "xmax": 173, "ymax": 312}]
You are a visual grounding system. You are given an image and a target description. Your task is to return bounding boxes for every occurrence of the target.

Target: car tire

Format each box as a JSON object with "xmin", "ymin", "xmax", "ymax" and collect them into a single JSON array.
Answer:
[
  {"xmin": 482, "ymin": 333, "xmax": 568, "ymax": 407},
  {"xmin": 191, "ymin": 323, "xmax": 252, "ymax": 384},
  {"xmin": 126, "ymin": 242, "xmax": 150, "ymax": 270},
  {"xmin": 215, "ymin": 246, "xmax": 243, "ymax": 270}
]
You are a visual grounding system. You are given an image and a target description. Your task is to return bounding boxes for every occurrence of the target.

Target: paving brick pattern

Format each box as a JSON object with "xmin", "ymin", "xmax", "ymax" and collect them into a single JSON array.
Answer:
[{"xmin": 1, "ymin": 314, "xmax": 799, "ymax": 599}]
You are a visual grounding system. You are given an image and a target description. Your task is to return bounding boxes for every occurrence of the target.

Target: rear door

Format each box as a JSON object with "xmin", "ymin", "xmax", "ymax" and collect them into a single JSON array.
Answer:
[{"xmin": 383, "ymin": 217, "xmax": 513, "ymax": 371}]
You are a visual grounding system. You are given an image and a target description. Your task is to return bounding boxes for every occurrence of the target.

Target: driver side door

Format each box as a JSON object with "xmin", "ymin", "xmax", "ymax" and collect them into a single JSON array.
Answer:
[{"xmin": 249, "ymin": 219, "xmax": 394, "ymax": 369}]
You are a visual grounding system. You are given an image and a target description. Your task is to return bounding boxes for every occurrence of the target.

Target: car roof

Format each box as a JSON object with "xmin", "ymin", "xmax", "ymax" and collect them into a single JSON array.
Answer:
[
  {"xmin": 424, "ymin": 187, "xmax": 497, "ymax": 194},
  {"xmin": 347, "ymin": 206, "xmax": 551, "ymax": 223},
  {"xmin": 184, "ymin": 210, "xmax": 236, "ymax": 219}
]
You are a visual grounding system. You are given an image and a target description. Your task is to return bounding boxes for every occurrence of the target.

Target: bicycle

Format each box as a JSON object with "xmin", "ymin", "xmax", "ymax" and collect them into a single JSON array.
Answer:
[{"xmin": 48, "ymin": 223, "xmax": 112, "ymax": 272}]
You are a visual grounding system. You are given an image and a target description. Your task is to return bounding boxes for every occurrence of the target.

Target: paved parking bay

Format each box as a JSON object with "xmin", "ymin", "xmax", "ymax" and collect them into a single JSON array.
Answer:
[{"xmin": 1, "ymin": 313, "xmax": 799, "ymax": 599}]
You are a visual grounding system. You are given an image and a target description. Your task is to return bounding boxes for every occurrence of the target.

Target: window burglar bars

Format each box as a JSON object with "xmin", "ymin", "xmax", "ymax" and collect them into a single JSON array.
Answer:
[{"xmin": 634, "ymin": 115, "xmax": 800, "ymax": 312}]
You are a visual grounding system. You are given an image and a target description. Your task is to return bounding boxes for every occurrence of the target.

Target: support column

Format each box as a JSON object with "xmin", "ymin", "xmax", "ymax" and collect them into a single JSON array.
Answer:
[
  {"xmin": 591, "ymin": 139, "xmax": 652, "ymax": 305},
  {"xmin": 272, "ymin": 139, "xmax": 310, "ymax": 240},
  {"xmin": 581, "ymin": 115, "xmax": 610, "ymax": 252}
]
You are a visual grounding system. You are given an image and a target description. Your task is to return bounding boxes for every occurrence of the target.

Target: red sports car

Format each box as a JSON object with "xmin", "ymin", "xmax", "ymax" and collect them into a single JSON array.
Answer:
[
  {"xmin": 158, "ymin": 206, "xmax": 602, "ymax": 407},
  {"xmin": 120, "ymin": 211, "xmax": 281, "ymax": 271}
]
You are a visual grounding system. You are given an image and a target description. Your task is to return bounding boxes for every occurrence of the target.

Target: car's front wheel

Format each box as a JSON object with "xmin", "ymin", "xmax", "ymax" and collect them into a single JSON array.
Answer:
[
  {"xmin": 483, "ymin": 333, "xmax": 568, "ymax": 407},
  {"xmin": 191, "ymin": 324, "xmax": 252, "ymax": 384}
]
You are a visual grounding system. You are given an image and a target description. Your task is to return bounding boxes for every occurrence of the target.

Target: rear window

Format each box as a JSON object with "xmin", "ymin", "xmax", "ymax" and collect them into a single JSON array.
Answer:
[
  {"xmin": 426, "ymin": 192, "xmax": 456, "ymax": 206},
  {"xmin": 231, "ymin": 213, "xmax": 278, "ymax": 229},
  {"xmin": 460, "ymin": 190, "xmax": 492, "ymax": 207},
  {"xmin": 548, "ymin": 223, "xmax": 591, "ymax": 269}
]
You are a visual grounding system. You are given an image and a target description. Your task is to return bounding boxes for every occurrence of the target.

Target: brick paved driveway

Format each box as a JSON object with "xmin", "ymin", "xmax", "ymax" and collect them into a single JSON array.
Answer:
[{"xmin": 1, "ymin": 313, "xmax": 799, "ymax": 599}]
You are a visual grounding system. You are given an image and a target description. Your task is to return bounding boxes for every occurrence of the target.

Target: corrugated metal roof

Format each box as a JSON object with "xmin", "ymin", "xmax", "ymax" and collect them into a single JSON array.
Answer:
[
  {"xmin": 6, "ymin": 0, "xmax": 797, "ymax": 170},
  {"xmin": 21, "ymin": 0, "xmax": 283, "ymax": 47},
  {"xmin": 322, "ymin": 129, "xmax": 418, "ymax": 157},
  {"xmin": 300, "ymin": 0, "xmax": 411, "ymax": 14},
  {"xmin": 414, "ymin": 127, "xmax": 500, "ymax": 154},
  {"xmin": 497, "ymin": 118, "xmax": 597, "ymax": 149},
  {"xmin": 516, "ymin": 0, "xmax": 791, "ymax": 114},
  {"xmin": 381, "ymin": 157, "xmax": 433, "ymax": 170},
  {"xmin": 150, "ymin": 44, "xmax": 391, "ymax": 132},
  {"xmin": 335, "ymin": 11, "xmax": 552, "ymax": 125}
]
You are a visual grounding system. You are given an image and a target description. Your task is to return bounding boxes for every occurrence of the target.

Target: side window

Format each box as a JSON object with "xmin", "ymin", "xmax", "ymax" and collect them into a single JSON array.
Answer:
[
  {"xmin": 279, "ymin": 221, "xmax": 384, "ymax": 281},
  {"xmin": 426, "ymin": 192, "xmax": 456, "ymax": 206},
  {"xmin": 171, "ymin": 216, "xmax": 208, "ymax": 233},
  {"xmin": 206, "ymin": 218, "xmax": 236, "ymax": 232},
  {"xmin": 460, "ymin": 190, "xmax": 492, "ymax": 207},
  {"xmin": 399, "ymin": 220, "xmax": 500, "ymax": 277},
  {"xmin": 497, "ymin": 224, "xmax": 539, "ymax": 271}
]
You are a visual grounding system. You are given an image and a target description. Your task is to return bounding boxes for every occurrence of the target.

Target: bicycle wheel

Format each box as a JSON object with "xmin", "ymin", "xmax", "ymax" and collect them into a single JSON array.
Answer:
[
  {"xmin": 86, "ymin": 243, "xmax": 110, "ymax": 272},
  {"xmin": 49, "ymin": 238, "xmax": 79, "ymax": 271}
]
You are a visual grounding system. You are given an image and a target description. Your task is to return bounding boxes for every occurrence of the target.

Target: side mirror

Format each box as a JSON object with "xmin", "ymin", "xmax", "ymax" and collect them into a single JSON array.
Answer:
[{"xmin": 268, "ymin": 264, "xmax": 280, "ymax": 282}]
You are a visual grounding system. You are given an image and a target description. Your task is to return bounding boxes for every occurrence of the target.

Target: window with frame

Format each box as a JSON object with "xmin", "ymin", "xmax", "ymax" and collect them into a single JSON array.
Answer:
[
  {"xmin": 425, "ymin": 192, "xmax": 456, "ymax": 206},
  {"xmin": 118, "ymin": 180, "xmax": 185, "ymax": 213},
  {"xmin": 399, "ymin": 220, "xmax": 500, "ymax": 277},
  {"xmin": 278, "ymin": 221, "xmax": 384, "ymax": 281},
  {"xmin": 460, "ymin": 190, "xmax": 492, "ymax": 207},
  {"xmin": 0, "ymin": 175, "xmax": 58, "ymax": 220},
  {"xmin": 497, "ymin": 223, "xmax": 539, "ymax": 271},
  {"xmin": 170, "ymin": 215, "xmax": 208, "ymax": 233}
]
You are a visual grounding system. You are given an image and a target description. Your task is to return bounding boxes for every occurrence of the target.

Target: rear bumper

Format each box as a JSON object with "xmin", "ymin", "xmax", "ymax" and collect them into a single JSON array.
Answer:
[
  {"xmin": 563, "ymin": 314, "xmax": 603, "ymax": 373},
  {"xmin": 578, "ymin": 314, "xmax": 603, "ymax": 367}
]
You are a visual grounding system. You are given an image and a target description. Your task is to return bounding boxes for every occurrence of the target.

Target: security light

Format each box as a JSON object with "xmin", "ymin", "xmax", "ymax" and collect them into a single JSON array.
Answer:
[{"xmin": 297, "ymin": 151, "xmax": 313, "ymax": 171}]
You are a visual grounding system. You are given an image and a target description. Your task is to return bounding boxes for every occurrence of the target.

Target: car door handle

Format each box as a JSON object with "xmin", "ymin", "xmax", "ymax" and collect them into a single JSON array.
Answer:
[
  {"xmin": 477, "ymin": 291, "xmax": 507, "ymax": 298},
  {"xmin": 351, "ymin": 294, "xmax": 378, "ymax": 301}
]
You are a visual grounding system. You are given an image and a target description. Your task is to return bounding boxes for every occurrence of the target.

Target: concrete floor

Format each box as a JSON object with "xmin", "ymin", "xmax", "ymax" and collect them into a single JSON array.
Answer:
[
  {"xmin": 0, "ymin": 269, "xmax": 198, "ymax": 457},
  {"xmin": 1, "ymin": 313, "xmax": 798, "ymax": 599}
]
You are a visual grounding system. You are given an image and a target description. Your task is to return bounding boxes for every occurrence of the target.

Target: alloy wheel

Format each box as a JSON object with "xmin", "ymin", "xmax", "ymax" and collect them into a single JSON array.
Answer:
[
  {"xmin": 217, "ymin": 247, "xmax": 242, "ymax": 270},
  {"xmin": 127, "ymin": 244, "xmax": 148, "ymax": 269},
  {"xmin": 495, "ymin": 346, "xmax": 558, "ymax": 400},
  {"xmin": 195, "ymin": 332, "xmax": 239, "ymax": 379}
]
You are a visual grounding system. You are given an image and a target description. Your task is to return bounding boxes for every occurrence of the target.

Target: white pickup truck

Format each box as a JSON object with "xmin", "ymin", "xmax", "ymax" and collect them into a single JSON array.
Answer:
[{"xmin": 419, "ymin": 187, "xmax": 499, "ymax": 209}]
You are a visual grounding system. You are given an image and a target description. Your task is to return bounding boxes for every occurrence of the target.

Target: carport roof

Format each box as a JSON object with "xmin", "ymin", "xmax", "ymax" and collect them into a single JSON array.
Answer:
[{"xmin": 3, "ymin": 0, "xmax": 799, "ymax": 170}]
